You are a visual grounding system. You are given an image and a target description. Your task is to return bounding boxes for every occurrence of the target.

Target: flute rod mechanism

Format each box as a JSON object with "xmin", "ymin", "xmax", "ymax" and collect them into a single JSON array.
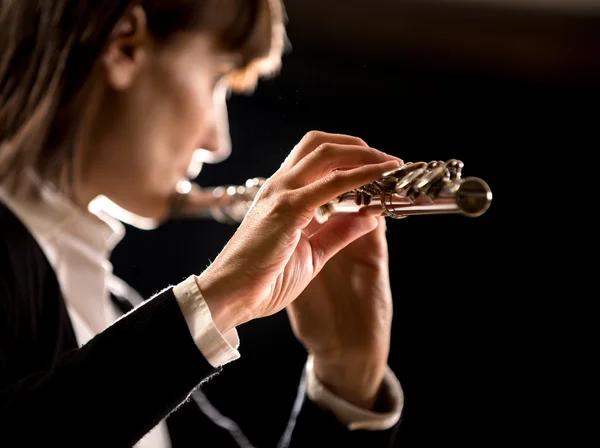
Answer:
[{"xmin": 315, "ymin": 176, "xmax": 492, "ymax": 223}]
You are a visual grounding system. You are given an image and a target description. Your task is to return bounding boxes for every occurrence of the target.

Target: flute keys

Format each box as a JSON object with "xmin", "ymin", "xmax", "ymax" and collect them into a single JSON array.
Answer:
[
  {"xmin": 414, "ymin": 165, "xmax": 445, "ymax": 191},
  {"xmin": 354, "ymin": 190, "xmax": 370, "ymax": 206},
  {"xmin": 395, "ymin": 168, "xmax": 426, "ymax": 193},
  {"xmin": 445, "ymin": 159, "xmax": 464, "ymax": 180}
]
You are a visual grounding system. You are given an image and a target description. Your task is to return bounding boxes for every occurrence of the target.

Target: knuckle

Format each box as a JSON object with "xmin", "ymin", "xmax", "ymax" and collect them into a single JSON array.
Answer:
[
  {"xmin": 258, "ymin": 177, "xmax": 292, "ymax": 204},
  {"xmin": 315, "ymin": 142, "xmax": 336, "ymax": 157},
  {"xmin": 325, "ymin": 169, "xmax": 348, "ymax": 187},
  {"xmin": 300, "ymin": 131, "xmax": 366, "ymax": 151},
  {"xmin": 271, "ymin": 191, "xmax": 312, "ymax": 221},
  {"xmin": 295, "ymin": 131, "xmax": 322, "ymax": 152},
  {"xmin": 287, "ymin": 131, "xmax": 324, "ymax": 165},
  {"xmin": 257, "ymin": 177, "xmax": 276, "ymax": 198},
  {"xmin": 272, "ymin": 191, "xmax": 296, "ymax": 213},
  {"xmin": 303, "ymin": 130, "xmax": 323, "ymax": 143}
]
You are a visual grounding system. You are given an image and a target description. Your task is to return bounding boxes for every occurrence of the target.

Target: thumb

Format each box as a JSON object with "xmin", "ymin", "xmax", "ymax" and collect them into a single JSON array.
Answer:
[{"xmin": 308, "ymin": 214, "xmax": 378, "ymax": 273}]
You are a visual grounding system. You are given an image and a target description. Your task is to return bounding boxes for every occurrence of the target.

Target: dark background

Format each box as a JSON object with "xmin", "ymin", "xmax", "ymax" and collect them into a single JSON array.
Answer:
[{"xmin": 112, "ymin": 1, "xmax": 600, "ymax": 446}]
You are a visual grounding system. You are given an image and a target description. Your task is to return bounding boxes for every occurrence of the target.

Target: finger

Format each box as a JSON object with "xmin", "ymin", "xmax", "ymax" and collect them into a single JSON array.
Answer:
[
  {"xmin": 282, "ymin": 131, "xmax": 369, "ymax": 169},
  {"xmin": 292, "ymin": 160, "xmax": 401, "ymax": 212},
  {"xmin": 283, "ymin": 144, "xmax": 402, "ymax": 188},
  {"xmin": 309, "ymin": 214, "xmax": 379, "ymax": 274},
  {"xmin": 376, "ymin": 216, "xmax": 387, "ymax": 234},
  {"xmin": 374, "ymin": 216, "xmax": 390, "ymax": 253}
]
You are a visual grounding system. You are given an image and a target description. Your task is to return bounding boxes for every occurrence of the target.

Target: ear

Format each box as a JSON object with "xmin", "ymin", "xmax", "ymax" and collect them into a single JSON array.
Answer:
[{"xmin": 101, "ymin": 6, "xmax": 149, "ymax": 90}]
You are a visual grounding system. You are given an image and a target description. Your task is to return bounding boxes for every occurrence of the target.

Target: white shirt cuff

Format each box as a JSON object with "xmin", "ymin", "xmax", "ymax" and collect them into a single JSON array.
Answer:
[
  {"xmin": 305, "ymin": 355, "xmax": 404, "ymax": 431},
  {"xmin": 173, "ymin": 275, "xmax": 240, "ymax": 368}
]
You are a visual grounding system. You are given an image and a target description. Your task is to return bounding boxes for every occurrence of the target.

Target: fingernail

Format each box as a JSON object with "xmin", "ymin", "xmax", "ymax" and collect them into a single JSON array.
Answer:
[{"xmin": 383, "ymin": 160, "xmax": 401, "ymax": 169}]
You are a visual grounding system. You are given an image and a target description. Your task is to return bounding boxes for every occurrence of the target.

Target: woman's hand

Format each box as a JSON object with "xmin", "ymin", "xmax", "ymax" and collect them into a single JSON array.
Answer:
[
  {"xmin": 195, "ymin": 131, "xmax": 401, "ymax": 334},
  {"xmin": 287, "ymin": 214, "xmax": 394, "ymax": 409}
]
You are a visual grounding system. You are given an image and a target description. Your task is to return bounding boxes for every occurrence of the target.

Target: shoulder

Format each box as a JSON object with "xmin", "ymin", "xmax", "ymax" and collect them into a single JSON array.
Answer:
[
  {"xmin": 0, "ymin": 201, "xmax": 53, "ymax": 304},
  {"xmin": 0, "ymin": 202, "xmax": 74, "ymax": 387},
  {"xmin": 0, "ymin": 201, "xmax": 40, "ymax": 268}
]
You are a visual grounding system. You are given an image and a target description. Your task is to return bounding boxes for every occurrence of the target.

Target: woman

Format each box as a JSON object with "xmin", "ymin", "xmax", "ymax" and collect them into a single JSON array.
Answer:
[{"xmin": 0, "ymin": 1, "xmax": 404, "ymax": 447}]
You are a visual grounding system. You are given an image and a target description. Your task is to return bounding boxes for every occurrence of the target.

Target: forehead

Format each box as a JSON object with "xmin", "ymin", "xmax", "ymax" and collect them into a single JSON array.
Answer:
[{"xmin": 203, "ymin": 0, "xmax": 285, "ymax": 71}]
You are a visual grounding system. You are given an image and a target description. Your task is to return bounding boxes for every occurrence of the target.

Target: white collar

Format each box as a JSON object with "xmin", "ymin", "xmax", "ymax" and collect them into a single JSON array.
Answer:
[{"xmin": 0, "ymin": 170, "xmax": 125, "ymax": 256}]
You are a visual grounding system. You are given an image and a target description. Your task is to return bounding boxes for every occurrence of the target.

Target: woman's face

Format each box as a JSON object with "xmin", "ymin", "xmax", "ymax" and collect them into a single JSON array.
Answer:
[{"xmin": 80, "ymin": 24, "xmax": 243, "ymax": 221}]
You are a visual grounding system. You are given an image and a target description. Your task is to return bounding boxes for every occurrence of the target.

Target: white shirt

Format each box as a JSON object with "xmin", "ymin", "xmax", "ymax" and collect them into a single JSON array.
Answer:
[{"xmin": 0, "ymin": 174, "xmax": 403, "ymax": 447}]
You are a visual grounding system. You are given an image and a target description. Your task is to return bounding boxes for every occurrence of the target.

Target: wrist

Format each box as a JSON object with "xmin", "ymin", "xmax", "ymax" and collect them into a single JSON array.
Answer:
[
  {"xmin": 312, "ymin": 353, "xmax": 387, "ymax": 410},
  {"xmin": 194, "ymin": 272, "xmax": 254, "ymax": 334}
]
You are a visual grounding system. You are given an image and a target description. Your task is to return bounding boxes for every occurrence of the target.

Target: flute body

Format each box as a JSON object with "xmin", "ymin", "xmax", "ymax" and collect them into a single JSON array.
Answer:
[{"xmin": 170, "ymin": 159, "xmax": 492, "ymax": 224}]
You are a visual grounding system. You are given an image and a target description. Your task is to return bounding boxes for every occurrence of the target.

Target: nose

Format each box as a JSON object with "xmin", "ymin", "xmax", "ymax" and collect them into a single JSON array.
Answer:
[
  {"xmin": 187, "ymin": 129, "xmax": 230, "ymax": 178},
  {"xmin": 194, "ymin": 82, "xmax": 232, "ymax": 165}
]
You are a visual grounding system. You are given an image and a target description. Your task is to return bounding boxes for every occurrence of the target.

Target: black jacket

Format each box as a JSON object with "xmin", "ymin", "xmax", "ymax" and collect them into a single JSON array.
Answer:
[{"xmin": 0, "ymin": 202, "xmax": 400, "ymax": 447}]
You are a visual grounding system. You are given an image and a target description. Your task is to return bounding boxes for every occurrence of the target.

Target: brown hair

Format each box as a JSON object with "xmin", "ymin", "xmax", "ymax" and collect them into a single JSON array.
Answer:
[{"xmin": 0, "ymin": 0, "xmax": 286, "ymax": 194}]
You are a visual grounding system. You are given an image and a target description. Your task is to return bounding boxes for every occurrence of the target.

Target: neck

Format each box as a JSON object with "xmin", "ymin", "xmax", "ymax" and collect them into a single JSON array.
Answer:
[{"xmin": 44, "ymin": 167, "xmax": 97, "ymax": 214}]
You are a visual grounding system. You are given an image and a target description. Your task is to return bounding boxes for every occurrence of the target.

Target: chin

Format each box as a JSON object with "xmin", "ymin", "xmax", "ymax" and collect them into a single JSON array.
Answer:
[{"xmin": 94, "ymin": 193, "xmax": 173, "ymax": 230}]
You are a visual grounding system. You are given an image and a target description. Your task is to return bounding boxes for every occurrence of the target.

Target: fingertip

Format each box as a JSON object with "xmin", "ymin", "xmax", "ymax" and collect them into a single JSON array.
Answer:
[
  {"xmin": 370, "ymin": 216, "xmax": 380, "ymax": 229},
  {"xmin": 381, "ymin": 160, "xmax": 401, "ymax": 171},
  {"xmin": 378, "ymin": 216, "xmax": 387, "ymax": 232},
  {"xmin": 358, "ymin": 215, "xmax": 379, "ymax": 235},
  {"xmin": 382, "ymin": 152, "xmax": 403, "ymax": 164}
]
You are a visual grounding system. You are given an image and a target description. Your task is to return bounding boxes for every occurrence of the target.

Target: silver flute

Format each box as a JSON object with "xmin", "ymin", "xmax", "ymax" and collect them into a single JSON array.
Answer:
[{"xmin": 169, "ymin": 159, "xmax": 492, "ymax": 224}]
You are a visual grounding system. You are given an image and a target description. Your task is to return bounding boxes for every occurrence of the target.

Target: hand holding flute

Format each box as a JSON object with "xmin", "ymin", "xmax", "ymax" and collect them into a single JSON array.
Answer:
[
  {"xmin": 194, "ymin": 131, "xmax": 402, "ymax": 334},
  {"xmin": 187, "ymin": 131, "xmax": 491, "ymax": 411}
]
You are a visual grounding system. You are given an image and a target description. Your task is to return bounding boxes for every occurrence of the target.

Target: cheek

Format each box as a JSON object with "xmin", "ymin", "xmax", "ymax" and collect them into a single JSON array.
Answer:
[
  {"xmin": 135, "ymin": 71, "xmax": 214, "ymax": 194},
  {"xmin": 168, "ymin": 74, "xmax": 214, "ymax": 154}
]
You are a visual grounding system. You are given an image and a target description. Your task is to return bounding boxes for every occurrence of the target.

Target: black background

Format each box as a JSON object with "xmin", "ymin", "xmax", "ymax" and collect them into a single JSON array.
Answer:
[{"xmin": 112, "ymin": 1, "xmax": 600, "ymax": 446}]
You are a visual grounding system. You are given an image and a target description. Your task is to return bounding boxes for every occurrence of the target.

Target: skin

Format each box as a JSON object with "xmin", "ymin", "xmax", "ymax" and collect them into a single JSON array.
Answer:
[
  {"xmin": 75, "ymin": 6, "xmax": 400, "ymax": 410},
  {"xmin": 288, "ymin": 214, "xmax": 393, "ymax": 409},
  {"xmin": 76, "ymin": 8, "xmax": 233, "ymax": 218}
]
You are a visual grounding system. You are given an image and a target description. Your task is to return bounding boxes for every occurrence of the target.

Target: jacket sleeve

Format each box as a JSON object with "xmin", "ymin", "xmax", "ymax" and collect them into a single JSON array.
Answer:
[
  {"xmin": 0, "ymin": 284, "xmax": 220, "ymax": 448},
  {"xmin": 283, "ymin": 364, "xmax": 402, "ymax": 448},
  {"xmin": 287, "ymin": 396, "xmax": 401, "ymax": 448}
]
